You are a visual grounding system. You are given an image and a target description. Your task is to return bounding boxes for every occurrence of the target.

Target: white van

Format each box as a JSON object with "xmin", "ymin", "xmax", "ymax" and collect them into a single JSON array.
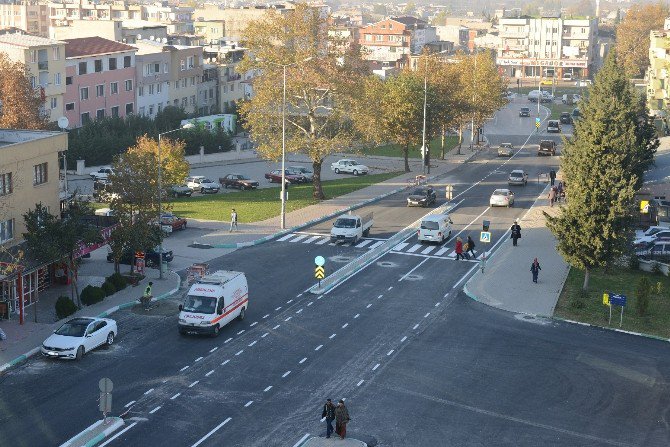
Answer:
[
  {"xmin": 418, "ymin": 214, "xmax": 452, "ymax": 244},
  {"xmin": 178, "ymin": 270, "xmax": 248, "ymax": 337}
]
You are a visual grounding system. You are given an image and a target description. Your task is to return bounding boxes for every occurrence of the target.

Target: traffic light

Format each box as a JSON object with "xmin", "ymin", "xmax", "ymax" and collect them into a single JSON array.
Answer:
[{"xmin": 482, "ymin": 220, "xmax": 490, "ymax": 232}]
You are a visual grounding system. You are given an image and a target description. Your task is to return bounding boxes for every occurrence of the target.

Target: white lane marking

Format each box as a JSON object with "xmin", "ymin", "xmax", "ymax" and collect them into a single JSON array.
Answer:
[
  {"xmin": 329, "ymin": 334, "xmax": 337, "ymax": 339},
  {"xmin": 221, "ymin": 359, "xmax": 230, "ymax": 366},
  {"xmin": 144, "ymin": 388, "xmax": 154, "ymax": 395},
  {"xmin": 292, "ymin": 434, "xmax": 311, "ymax": 447},
  {"xmin": 368, "ymin": 241, "xmax": 384, "ymax": 249},
  {"xmin": 191, "ymin": 417, "xmax": 232, "ymax": 447},
  {"xmin": 378, "ymin": 294, "xmax": 383, "ymax": 299},
  {"xmin": 264, "ymin": 386, "xmax": 273, "ymax": 392},
  {"xmin": 316, "ymin": 237, "xmax": 329, "ymax": 245},
  {"xmin": 413, "ymin": 324, "xmax": 419, "ymax": 330},
  {"xmin": 287, "ymin": 299, "xmax": 293, "ymax": 304},
  {"xmin": 289, "ymin": 234, "xmax": 308, "ymax": 242},
  {"xmin": 354, "ymin": 313, "xmax": 360, "ymax": 319},
  {"xmin": 355, "ymin": 239, "xmax": 373, "ymax": 248},
  {"xmin": 304, "ymin": 235, "xmax": 321, "ymax": 243},
  {"xmin": 421, "ymin": 245, "xmax": 436, "ymax": 255},
  {"xmin": 262, "ymin": 332, "xmax": 269, "ymax": 338},
  {"xmin": 373, "ymin": 363, "xmax": 380, "ymax": 371},
  {"xmin": 315, "ymin": 344, "xmax": 323, "ymax": 351},
  {"xmin": 307, "ymin": 302, "xmax": 313, "ymax": 306},
  {"xmin": 209, "ymin": 347, "xmax": 218, "ymax": 353},
  {"xmin": 299, "ymin": 357, "xmax": 307, "ymax": 364},
  {"xmin": 387, "ymin": 350, "xmax": 394, "ymax": 356},
  {"xmin": 180, "ymin": 366, "xmax": 189, "ymax": 372},
  {"xmin": 275, "ymin": 306, "xmax": 282, "ymax": 311},
  {"xmin": 357, "ymin": 380, "xmax": 364, "ymax": 386},
  {"xmin": 245, "ymin": 400, "xmax": 254, "ymax": 407},
  {"xmin": 263, "ymin": 314, "xmax": 270, "ymax": 318},
  {"xmin": 453, "ymin": 263, "xmax": 480, "ymax": 289},
  {"xmin": 444, "ymin": 292, "xmax": 450, "ymax": 298},
  {"xmin": 406, "ymin": 244, "xmax": 422, "ymax": 253},
  {"xmin": 224, "ymin": 337, "xmax": 233, "ymax": 344},
  {"xmin": 296, "ymin": 308, "xmax": 303, "ymax": 314},
  {"xmin": 248, "ymin": 340, "xmax": 257, "ymax": 347},
  {"xmin": 392, "ymin": 242, "xmax": 409, "ymax": 251},
  {"xmin": 297, "ymin": 293, "xmax": 303, "ymax": 298},
  {"xmin": 235, "ymin": 350, "xmax": 244, "ymax": 356},
  {"xmin": 401, "ymin": 336, "xmax": 407, "ymax": 342},
  {"xmin": 388, "ymin": 286, "xmax": 393, "ymax": 291},
  {"xmin": 424, "ymin": 312, "xmax": 430, "ymax": 318},
  {"xmin": 342, "ymin": 323, "xmax": 349, "ymax": 329},
  {"xmin": 250, "ymin": 321, "xmax": 258, "ymax": 327},
  {"xmin": 195, "ymin": 356, "xmax": 203, "ymax": 362},
  {"xmin": 273, "ymin": 325, "xmax": 281, "ymax": 330},
  {"xmin": 277, "ymin": 233, "xmax": 296, "ymax": 242},
  {"xmin": 399, "ymin": 257, "xmax": 430, "ymax": 282},
  {"xmin": 205, "ymin": 370, "xmax": 215, "ymax": 377},
  {"xmin": 435, "ymin": 246, "xmax": 450, "ymax": 256},
  {"xmin": 237, "ymin": 330, "xmax": 245, "ymax": 335},
  {"xmin": 282, "ymin": 370, "xmax": 291, "ymax": 378},
  {"xmin": 98, "ymin": 422, "xmax": 138, "ymax": 447},
  {"xmin": 149, "ymin": 406, "xmax": 161, "ymax": 414},
  {"xmin": 435, "ymin": 302, "xmax": 441, "ymax": 307},
  {"xmin": 189, "ymin": 381, "xmax": 199, "ymax": 388},
  {"xmin": 285, "ymin": 316, "xmax": 293, "ymax": 321},
  {"xmin": 124, "ymin": 400, "xmax": 136, "ymax": 408},
  {"xmin": 366, "ymin": 303, "xmax": 372, "ymax": 308},
  {"xmin": 170, "ymin": 393, "xmax": 181, "ymax": 400}
]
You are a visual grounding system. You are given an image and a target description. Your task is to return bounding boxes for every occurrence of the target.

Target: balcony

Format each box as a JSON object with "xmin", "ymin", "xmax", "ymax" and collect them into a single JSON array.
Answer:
[{"xmin": 38, "ymin": 60, "xmax": 48, "ymax": 71}]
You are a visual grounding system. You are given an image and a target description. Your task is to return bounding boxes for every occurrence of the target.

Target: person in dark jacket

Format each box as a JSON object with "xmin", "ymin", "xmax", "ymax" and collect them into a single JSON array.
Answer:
[
  {"xmin": 321, "ymin": 398, "xmax": 336, "ymax": 438},
  {"xmin": 510, "ymin": 220, "xmax": 521, "ymax": 246},
  {"xmin": 531, "ymin": 258, "xmax": 541, "ymax": 283},
  {"xmin": 455, "ymin": 237, "xmax": 465, "ymax": 260},
  {"xmin": 335, "ymin": 400, "xmax": 350, "ymax": 440},
  {"xmin": 549, "ymin": 169, "xmax": 556, "ymax": 186},
  {"xmin": 466, "ymin": 235, "xmax": 477, "ymax": 259}
]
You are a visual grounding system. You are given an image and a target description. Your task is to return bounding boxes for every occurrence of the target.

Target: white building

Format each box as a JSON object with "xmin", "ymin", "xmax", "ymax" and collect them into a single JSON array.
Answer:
[{"xmin": 133, "ymin": 39, "xmax": 171, "ymax": 119}]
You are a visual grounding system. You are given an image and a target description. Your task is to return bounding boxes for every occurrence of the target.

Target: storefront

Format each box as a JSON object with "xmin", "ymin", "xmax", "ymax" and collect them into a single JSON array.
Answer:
[{"xmin": 497, "ymin": 57, "xmax": 591, "ymax": 80}]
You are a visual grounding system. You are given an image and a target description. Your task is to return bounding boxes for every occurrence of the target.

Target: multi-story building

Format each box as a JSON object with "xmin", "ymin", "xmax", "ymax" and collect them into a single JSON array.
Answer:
[
  {"xmin": 0, "ymin": 32, "xmax": 66, "ymax": 123},
  {"xmin": 192, "ymin": 4, "xmax": 292, "ymax": 41},
  {"xmin": 203, "ymin": 43, "xmax": 246, "ymax": 113},
  {"xmin": 194, "ymin": 19, "xmax": 226, "ymax": 45},
  {"xmin": 198, "ymin": 65, "xmax": 219, "ymax": 116},
  {"xmin": 133, "ymin": 39, "xmax": 171, "ymax": 119},
  {"xmin": 359, "ymin": 16, "xmax": 437, "ymax": 67},
  {"xmin": 647, "ymin": 27, "xmax": 670, "ymax": 117},
  {"xmin": 497, "ymin": 14, "xmax": 598, "ymax": 79},
  {"xmin": 0, "ymin": 1, "xmax": 49, "ymax": 36},
  {"xmin": 48, "ymin": 0, "xmax": 142, "ymax": 27},
  {"xmin": 165, "ymin": 44, "xmax": 202, "ymax": 114},
  {"xmin": 62, "ymin": 36, "xmax": 136, "ymax": 127}
]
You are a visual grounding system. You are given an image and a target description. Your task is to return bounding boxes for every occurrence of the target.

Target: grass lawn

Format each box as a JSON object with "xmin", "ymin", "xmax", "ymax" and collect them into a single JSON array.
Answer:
[
  {"xmin": 362, "ymin": 136, "xmax": 459, "ymax": 159},
  {"xmin": 165, "ymin": 172, "xmax": 402, "ymax": 222},
  {"xmin": 546, "ymin": 102, "xmax": 576, "ymax": 120},
  {"xmin": 555, "ymin": 267, "xmax": 670, "ymax": 339}
]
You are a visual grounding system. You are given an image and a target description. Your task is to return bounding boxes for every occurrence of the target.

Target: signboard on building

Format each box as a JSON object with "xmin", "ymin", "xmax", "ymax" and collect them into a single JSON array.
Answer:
[{"xmin": 497, "ymin": 58, "xmax": 588, "ymax": 68}]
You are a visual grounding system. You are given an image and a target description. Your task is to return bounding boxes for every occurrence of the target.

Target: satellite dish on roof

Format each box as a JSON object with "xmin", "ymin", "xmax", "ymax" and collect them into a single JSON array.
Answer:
[
  {"xmin": 150, "ymin": 35, "xmax": 154, "ymax": 40},
  {"xmin": 57, "ymin": 116, "xmax": 69, "ymax": 130},
  {"xmin": 162, "ymin": 38, "xmax": 167, "ymax": 43},
  {"xmin": 137, "ymin": 34, "xmax": 142, "ymax": 40}
]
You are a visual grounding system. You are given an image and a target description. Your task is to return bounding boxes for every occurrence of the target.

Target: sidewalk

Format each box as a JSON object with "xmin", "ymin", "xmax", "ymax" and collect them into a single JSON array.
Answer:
[
  {"xmin": 464, "ymin": 189, "xmax": 570, "ymax": 316},
  {"xmin": 301, "ymin": 437, "xmax": 367, "ymax": 447}
]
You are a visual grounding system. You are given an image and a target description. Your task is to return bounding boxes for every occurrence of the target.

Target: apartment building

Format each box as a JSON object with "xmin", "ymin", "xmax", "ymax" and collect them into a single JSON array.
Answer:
[
  {"xmin": 0, "ymin": 1, "xmax": 49, "ymax": 36},
  {"xmin": 359, "ymin": 17, "xmax": 437, "ymax": 67},
  {"xmin": 48, "ymin": 0, "xmax": 141, "ymax": 27},
  {"xmin": 63, "ymin": 36, "xmax": 136, "ymax": 127},
  {"xmin": 203, "ymin": 43, "xmax": 245, "ymax": 113},
  {"xmin": 198, "ymin": 65, "xmax": 219, "ymax": 116},
  {"xmin": 0, "ymin": 32, "xmax": 66, "ymax": 123},
  {"xmin": 133, "ymin": 39, "xmax": 171, "ymax": 119},
  {"xmin": 164, "ymin": 44, "xmax": 202, "ymax": 115},
  {"xmin": 194, "ymin": 19, "xmax": 225, "ymax": 45},
  {"xmin": 497, "ymin": 14, "xmax": 598, "ymax": 79},
  {"xmin": 193, "ymin": 4, "xmax": 292, "ymax": 41},
  {"xmin": 647, "ymin": 27, "xmax": 670, "ymax": 117}
]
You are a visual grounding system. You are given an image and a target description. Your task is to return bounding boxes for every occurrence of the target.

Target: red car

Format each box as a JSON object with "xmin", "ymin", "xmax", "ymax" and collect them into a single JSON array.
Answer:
[
  {"xmin": 160, "ymin": 213, "xmax": 187, "ymax": 231},
  {"xmin": 264, "ymin": 169, "xmax": 307, "ymax": 184}
]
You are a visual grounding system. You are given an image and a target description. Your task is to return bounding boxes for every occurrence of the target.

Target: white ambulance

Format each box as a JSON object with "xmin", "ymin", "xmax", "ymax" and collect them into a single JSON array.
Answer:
[{"xmin": 178, "ymin": 270, "xmax": 248, "ymax": 337}]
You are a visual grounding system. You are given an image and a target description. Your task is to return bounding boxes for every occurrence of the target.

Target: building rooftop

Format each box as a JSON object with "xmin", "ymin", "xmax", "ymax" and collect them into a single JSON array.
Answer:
[
  {"xmin": 64, "ymin": 36, "xmax": 136, "ymax": 58},
  {"xmin": 0, "ymin": 32, "xmax": 64, "ymax": 48},
  {"xmin": 0, "ymin": 129, "xmax": 64, "ymax": 148},
  {"xmin": 391, "ymin": 16, "xmax": 428, "ymax": 26}
]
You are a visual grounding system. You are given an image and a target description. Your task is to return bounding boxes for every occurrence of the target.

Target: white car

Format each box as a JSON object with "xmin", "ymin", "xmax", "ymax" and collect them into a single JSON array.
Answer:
[
  {"xmin": 331, "ymin": 159, "xmax": 369, "ymax": 175},
  {"xmin": 288, "ymin": 166, "xmax": 314, "ymax": 181},
  {"xmin": 633, "ymin": 229, "xmax": 670, "ymax": 246},
  {"xmin": 186, "ymin": 176, "xmax": 221, "ymax": 194},
  {"xmin": 41, "ymin": 317, "xmax": 117, "ymax": 360},
  {"xmin": 634, "ymin": 225, "xmax": 670, "ymax": 240},
  {"xmin": 489, "ymin": 189, "xmax": 515, "ymax": 207},
  {"xmin": 90, "ymin": 167, "xmax": 114, "ymax": 181}
]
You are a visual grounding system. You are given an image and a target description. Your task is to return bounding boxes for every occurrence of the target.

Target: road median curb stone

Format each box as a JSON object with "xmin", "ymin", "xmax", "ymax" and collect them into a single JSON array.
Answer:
[
  {"xmin": 551, "ymin": 316, "xmax": 670, "ymax": 343},
  {"xmin": 59, "ymin": 417, "xmax": 124, "ymax": 447}
]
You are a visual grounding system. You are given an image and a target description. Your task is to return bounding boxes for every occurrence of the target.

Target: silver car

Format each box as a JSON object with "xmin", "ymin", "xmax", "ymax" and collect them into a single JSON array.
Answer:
[
  {"xmin": 498, "ymin": 143, "xmax": 513, "ymax": 157},
  {"xmin": 508, "ymin": 170, "xmax": 528, "ymax": 186},
  {"xmin": 489, "ymin": 189, "xmax": 515, "ymax": 207},
  {"xmin": 288, "ymin": 166, "xmax": 314, "ymax": 181}
]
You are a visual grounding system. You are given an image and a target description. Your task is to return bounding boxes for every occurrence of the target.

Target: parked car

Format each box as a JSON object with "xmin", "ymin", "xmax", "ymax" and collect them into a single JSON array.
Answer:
[
  {"xmin": 490, "ymin": 189, "xmax": 515, "ymax": 207},
  {"xmin": 547, "ymin": 120, "xmax": 561, "ymax": 133},
  {"xmin": 220, "ymin": 174, "xmax": 259, "ymax": 190},
  {"xmin": 161, "ymin": 213, "xmax": 187, "ymax": 231},
  {"xmin": 572, "ymin": 108, "xmax": 581, "ymax": 120},
  {"xmin": 635, "ymin": 225, "xmax": 670, "ymax": 240},
  {"xmin": 538, "ymin": 140, "xmax": 557, "ymax": 156},
  {"xmin": 90, "ymin": 167, "xmax": 114, "ymax": 181},
  {"xmin": 264, "ymin": 169, "xmax": 307, "ymax": 184},
  {"xmin": 519, "ymin": 107, "xmax": 531, "ymax": 117},
  {"xmin": 407, "ymin": 186, "xmax": 437, "ymax": 207},
  {"xmin": 41, "ymin": 317, "xmax": 117, "ymax": 360},
  {"xmin": 561, "ymin": 94, "xmax": 581, "ymax": 105},
  {"xmin": 633, "ymin": 229, "xmax": 670, "ymax": 246},
  {"xmin": 562, "ymin": 73, "xmax": 573, "ymax": 81},
  {"xmin": 575, "ymin": 79, "xmax": 592, "ymax": 87},
  {"xmin": 527, "ymin": 90, "xmax": 553, "ymax": 103},
  {"xmin": 331, "ymin": 159, "xmax": 369, "ymax": 175},
  {"xmin": 170, "ymin": 184, "xmax": 193, "ymax": 198},
  {"xmin": 288, "ymin": 166, "xmax": 314, "ymax": 181},
  {"xmin": 508, "ymin": 170, "xmax": 528, "ymax": 186},
  {"xmin": 498, "ymin": 143, "xmax": 514, "ymax": 157},
  {"xmin": 560, "ymin": 112, "xmax": 573, "ymax": 125},
  {"xmin": 186, "ymin": 176, "xmax": 221, "ymax": 194},
  {"xmin": 636, "ymin": 240, "xmax": 670, "ymax": 260},
  {"xmin": 93, "ymin": 181, "xmax": 120, "ymax": 202},
  {"xmin": 106, "ymin": 247, "xmax": 174, "ymax": 267}
]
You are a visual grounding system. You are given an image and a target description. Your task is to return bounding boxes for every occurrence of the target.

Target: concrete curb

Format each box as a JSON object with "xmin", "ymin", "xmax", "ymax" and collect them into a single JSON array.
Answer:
[
  {"xmin": 59, "ymin": 417, "xmax": 124, "ymax": 447},
  {"xmin": 551, "ymin": 316, "xmax": 670, "ymax": 343},
  {"xmin": 0, "ymin": 273, "xmax": 181, "ymax": 375}
]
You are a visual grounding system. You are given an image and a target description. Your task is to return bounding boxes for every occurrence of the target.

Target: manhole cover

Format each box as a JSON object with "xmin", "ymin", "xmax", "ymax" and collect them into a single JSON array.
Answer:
[
  {"xmin": 402, "ymin": 274, "xmax": 424, "ymax": 281},
  {"xmin": 377, "ymin": 261, "xmax": 398, "ymax": 268}
]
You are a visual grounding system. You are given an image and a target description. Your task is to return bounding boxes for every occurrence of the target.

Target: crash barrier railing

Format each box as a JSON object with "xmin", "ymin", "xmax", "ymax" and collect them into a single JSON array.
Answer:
[{"xmin": 309, "ymin": 200, "xmax": 459, "ymax": 295}]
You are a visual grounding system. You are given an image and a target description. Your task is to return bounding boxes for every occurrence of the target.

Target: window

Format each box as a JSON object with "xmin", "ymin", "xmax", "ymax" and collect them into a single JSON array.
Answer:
[
  {"xmin": 110, "ymin": 82, "xmax": 118, "ymax": 94},
  {"xmin": 30, "ymin": 76, "xmax": 36, "ymax": 88},
  {"xmin": 80, "ymin": 87, "xmax": 89, "ymax": 100},
  {"xmin": 139, "ymin": 106, "xmax": 145, "ymax": 116},
  {"xmin": 190, "ymin": 76, "xmax": 195, "ymax": 86},
  {"xmin": 0, "ymin": 219, "xmax": 14, "ymax": 243},
  {"xmin": 365, "ymin": 34, "xmax": 372, "ymax": 41},
  {"xmin": 66, "ymin": 102, "xmax": 74, "ymax": 111},
  {"xmin": 124, "ymin": 55, "xmax": 131, "ymax": 68},
  {"xmin": 108, "ymin": 57, "xmax": 117, "ymax": 70},
  {"xmin": 54, "ymin": 73, "xmax": 61, "ymax": 86},
  {"xmin": 50, "ymin": 97, "xmax": 57, "ymax": 109},
  {"xmin": 158, "ymin": 104, "xmax": 163, "ymax": 114},
  {"xmin": 81, "ymin": 112, "xmax": 90, "ymax": 124},
  {"xmin": 111, "ymin": 106, "xmax": 119, "ymax": 117},
  {"xmin": 96, "ymin": 84, "xmax": 104, "ymax": 97},
  {"xmin": 153, "ymin": 62, "xmax": 160, "ymax": 73},
  {"xmin": 164, "ymin": 62, "xmax": 169, "ymax": 73},
  {"xmin": 138, "ymin": 86, "xmax": 144, "ymax": 96},
  {"xmin": 52, "ymin": 46, "xmax": 60, "ymax": 60},
  {"xmin": 125, "ymin": 103, "xmax": 133, "ymax": 114},
  {"xmin": 66, "ymin": 76, "xmax": 73, "ymax": 85},
  {"xmin": 156, "ymin": 82, "xmax": 162, "ymax": 93},
  {"xmin": 33, "ymin": 162, "xmax": 48, "ymax": 185},
  {"xmin": 94, "ymin": 59, "xmax": 102, "ymax": 72},
  {"xmin": 96, "ymin": 109, "xmax": 105, "ymax": 119},
  {"xmin": 0, "ymin": 173, "xmax": 12, "ymax": 196},
  {"xmin": 30, "ymin": 50, "xmax": 37, "ymax": 63},
  {"xmin": 174, "ymin": 99, "xmax": 178, "ymax": 106},
  {"xmin": 148, "ymin": 84, "xmax": 154, "ymax": 95},
  {"xmin": 175, "ymin": 80, "xmax": 180, "ymax": 89},
  {"xmin": 78, "ymin": 61, "xmax": 87, "ymax": 75},
  {"xmin": 190, "ymin": 95, "xmax": 195, "ymax": 105},
  {"xmin": 188, "ymin": 56, "xmax": 194, "ymax": 68},
  {"xmin": 181, "ymin": 97, "xmax": 187, "ymax": 107},
  {"xmin": 230, "ymin": 83, "xmax": 234, "ymax": 92},
  {"xmin": 181, "ymin": 78, "xmax": 186, "ymax": 88},
  {"xmin": 124, "ymin": 80, "xmax": 133, "ymax": 91},
  {"xmin": 180, "ymin": 59, "xmax": 186, "ymax": 70}
]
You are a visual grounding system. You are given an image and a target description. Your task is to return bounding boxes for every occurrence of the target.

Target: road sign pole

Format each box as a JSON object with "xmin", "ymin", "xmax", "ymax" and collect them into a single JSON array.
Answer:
[
  {"xmin": 609, "ymin": 304, "xmax": 612, "ymax": 325},
  {"xmin": 620, "ymin": 306, "xmax": 623, "ymax": 328}
]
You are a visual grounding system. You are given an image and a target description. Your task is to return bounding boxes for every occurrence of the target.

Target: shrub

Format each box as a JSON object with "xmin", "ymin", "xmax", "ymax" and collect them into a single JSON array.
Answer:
[
  {"xmin": 651, "ymin": 261, "xmax": 663, "ymax": 275},
  {"xmin": 108, "ymin": 272, "xmax": 127, "ymax": 291},
  {"xmin": 80, "ymin": 285, "xmax": 105, "ymax": 306},
  {"xmin": 628, "ymin": 255, "xmax": 640, "ymax": 270},
  {"xmin": 101, "ymin": 280, "xmax": 116, "ymax": 297},
  {"xmin": 55, "ymin": 296, "xmax": 77, "ymax": 320},
  {"xmin": 635, "ymin": 276, "xmax": 652, "ymax": 316}
]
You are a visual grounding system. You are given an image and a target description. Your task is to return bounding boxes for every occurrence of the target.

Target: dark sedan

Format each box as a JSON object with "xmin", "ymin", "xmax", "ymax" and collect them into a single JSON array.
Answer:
[
  {"xmin": 220, "ymin": 174, "xmax": 260, "ymax": 190},
  {"xmin": 107, "ymin": 247, "xmax": 173, "ymax": 267},
  {"xmin": 407, "ymin": 186, "xmax": 437, "ymax": 207},
  {"xmin": 265, "ymin": 169, "xmax": 307, "ymax": 184}
]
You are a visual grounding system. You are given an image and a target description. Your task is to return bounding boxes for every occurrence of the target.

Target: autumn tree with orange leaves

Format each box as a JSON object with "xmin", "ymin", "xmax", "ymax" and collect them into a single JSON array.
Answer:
[{"xmin": 0, "ymin": 52, "xmax": 48, "ymax": 129}]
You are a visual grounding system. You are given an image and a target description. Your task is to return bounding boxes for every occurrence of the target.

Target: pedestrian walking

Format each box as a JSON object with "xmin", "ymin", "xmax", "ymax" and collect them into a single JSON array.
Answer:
[
  {"xmin": 510, "ymin": 220, "xmax": 521, "ymax": 246},
  {"xmin": 334, "ymin": 400, "xmax": 350, "ymax": 440},
  {"xmin": 144, "ymin": 282, "xmax": 153, "ymax": 298},
  {"xmin": 549, "ymin": 169, "xmax": 556, "ymax": 186},
  {"xmin": 548, "ymin": 187, "xmax": 556, "ymax": 207},
  {"xmin": 530, "ymin": 258, "xmax": 541, "ymax": 283},
  {"xmin": 556, "ymin": 181, "xmax": 563, "ymax": 203},
  {"xmin": 455, "ymin": 237, "xmax": 465, "ymax": 260},
  {"xmin": 229, "ymin": 208, "xmax": 238, "ymax": 232},
  {"xmin": 466, "ymin": 235, "xmax": 477, "ymax": 259},
  {"xmin": 321, "ymin": 398, "xmax": 336, "ymax": 438}
]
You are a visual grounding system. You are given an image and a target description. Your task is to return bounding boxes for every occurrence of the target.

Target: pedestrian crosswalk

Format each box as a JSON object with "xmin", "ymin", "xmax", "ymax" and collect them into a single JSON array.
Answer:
[{"xmin": 276, "ymin": 232, "xmax": 483, "ymax": 261}]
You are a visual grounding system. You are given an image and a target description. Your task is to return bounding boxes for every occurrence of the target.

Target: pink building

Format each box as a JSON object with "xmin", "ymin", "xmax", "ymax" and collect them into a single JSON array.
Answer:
[{"xmin": 63, "ymin": 36, "xmax": 137, "ymax": 128}]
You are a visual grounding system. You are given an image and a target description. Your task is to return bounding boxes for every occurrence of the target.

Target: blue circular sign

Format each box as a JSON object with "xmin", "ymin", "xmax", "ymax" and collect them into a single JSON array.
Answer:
[{"xmin": 314, "ymin": 256, "xmax": 325, "ymax": 266}]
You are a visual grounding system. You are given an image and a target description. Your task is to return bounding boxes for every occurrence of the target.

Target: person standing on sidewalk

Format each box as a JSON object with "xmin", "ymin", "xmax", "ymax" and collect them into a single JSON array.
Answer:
[
  {"xmin": 466, "ymin": 235, "xmax": 477, "ymax": 259},
  {"xmin": 229, "ymin": 208, "xmax": 238, "ymax": 232},
  {"xmin": 321, "ymin": 398, "xmax": 336, "ymax": 438},
  {"xmin": 510, "ymin": 220, "xmax": 521, "ymax": 246},
  {"xmin": 335, "ymin": 400, "xmax": 350, "ymax": 440},
  {"xmin": 549, "ymin": 169, "xmax": 556, "ymax": 186},
  {"xmin": 530, "ymin": 258, "xmax": 541, "ymax": 283},
  {"xmin": 548, "ymin": 187, "xmax": 556, "ymax": 207},
  {"xmin": 455, "ymin": 237, "xmax": 465, "ymax": 260}
]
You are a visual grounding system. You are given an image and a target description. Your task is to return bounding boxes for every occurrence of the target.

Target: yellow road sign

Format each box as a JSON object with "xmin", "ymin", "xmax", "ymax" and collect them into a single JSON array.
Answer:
[
  {"xmin": 602, "ymin": 292, "xmax": 610, "ymax": 306},
  {"xmin": 535, "ymin": 121, "xmax": 540, "ymax": 128},
  {"xmin": 640, "ymin": 200, "xmax": 650, "ymax": 214},
  {"xmin": 315, "ymin": 266, "xmax": 325, "ymax": 279}
]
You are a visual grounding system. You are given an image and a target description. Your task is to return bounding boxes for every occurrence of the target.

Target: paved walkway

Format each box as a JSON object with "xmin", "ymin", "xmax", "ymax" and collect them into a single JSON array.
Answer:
[
  {"xmin": 464, "ymin": 187, "xmax": 570, "ymax": 316},
  {"xmin": 301, "ymin": 437, "xmax": 367, "ymax": 447}
]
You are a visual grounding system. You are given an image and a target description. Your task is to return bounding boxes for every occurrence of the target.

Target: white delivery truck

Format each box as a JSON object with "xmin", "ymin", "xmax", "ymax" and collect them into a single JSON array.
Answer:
[
  {"xmin": 417, "ymin": 214, "xmax": 453, "ymax": 244},
  {"xmin": 178, "ymin": 270, "xmax": 248, "ymax": 337},
  {"xmin": 330, "ymin": 212, "xmax": 373, "ymax": 244}
]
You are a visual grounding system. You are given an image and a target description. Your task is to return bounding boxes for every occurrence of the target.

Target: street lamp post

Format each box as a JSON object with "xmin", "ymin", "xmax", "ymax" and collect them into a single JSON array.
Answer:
[{"xmin": 421, "ymin": 59, "xmax": 428, "ymax": 175}]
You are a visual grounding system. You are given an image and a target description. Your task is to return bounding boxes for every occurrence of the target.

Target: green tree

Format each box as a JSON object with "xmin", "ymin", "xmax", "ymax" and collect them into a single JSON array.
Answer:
[
  {"xmin": 546, "ymin": 51, "xmax": 643, "ymax": 291},
  {"xmin": 0, "ymin": 52, "xmax": 48, "ymax": 129},
  {"xmin": 616, "ymin": 3, "xmax": 669, "ymax": 78},
  {"xmin": 431, "ymin": 11, "xmax": 448, "ymax": 26},
  {"xmin": 154, "ymin": 105, "xmax": 187, "ymax": 133},
  {"xmin": 403, "ymin": 2, "xmax": 416, "ymax": 15}
]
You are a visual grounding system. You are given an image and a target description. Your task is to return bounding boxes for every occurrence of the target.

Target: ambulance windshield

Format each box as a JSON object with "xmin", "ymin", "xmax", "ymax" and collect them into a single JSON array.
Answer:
[{"xmin": 183, "ymin": 295, "xmax": 217, "ymax": 314}]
